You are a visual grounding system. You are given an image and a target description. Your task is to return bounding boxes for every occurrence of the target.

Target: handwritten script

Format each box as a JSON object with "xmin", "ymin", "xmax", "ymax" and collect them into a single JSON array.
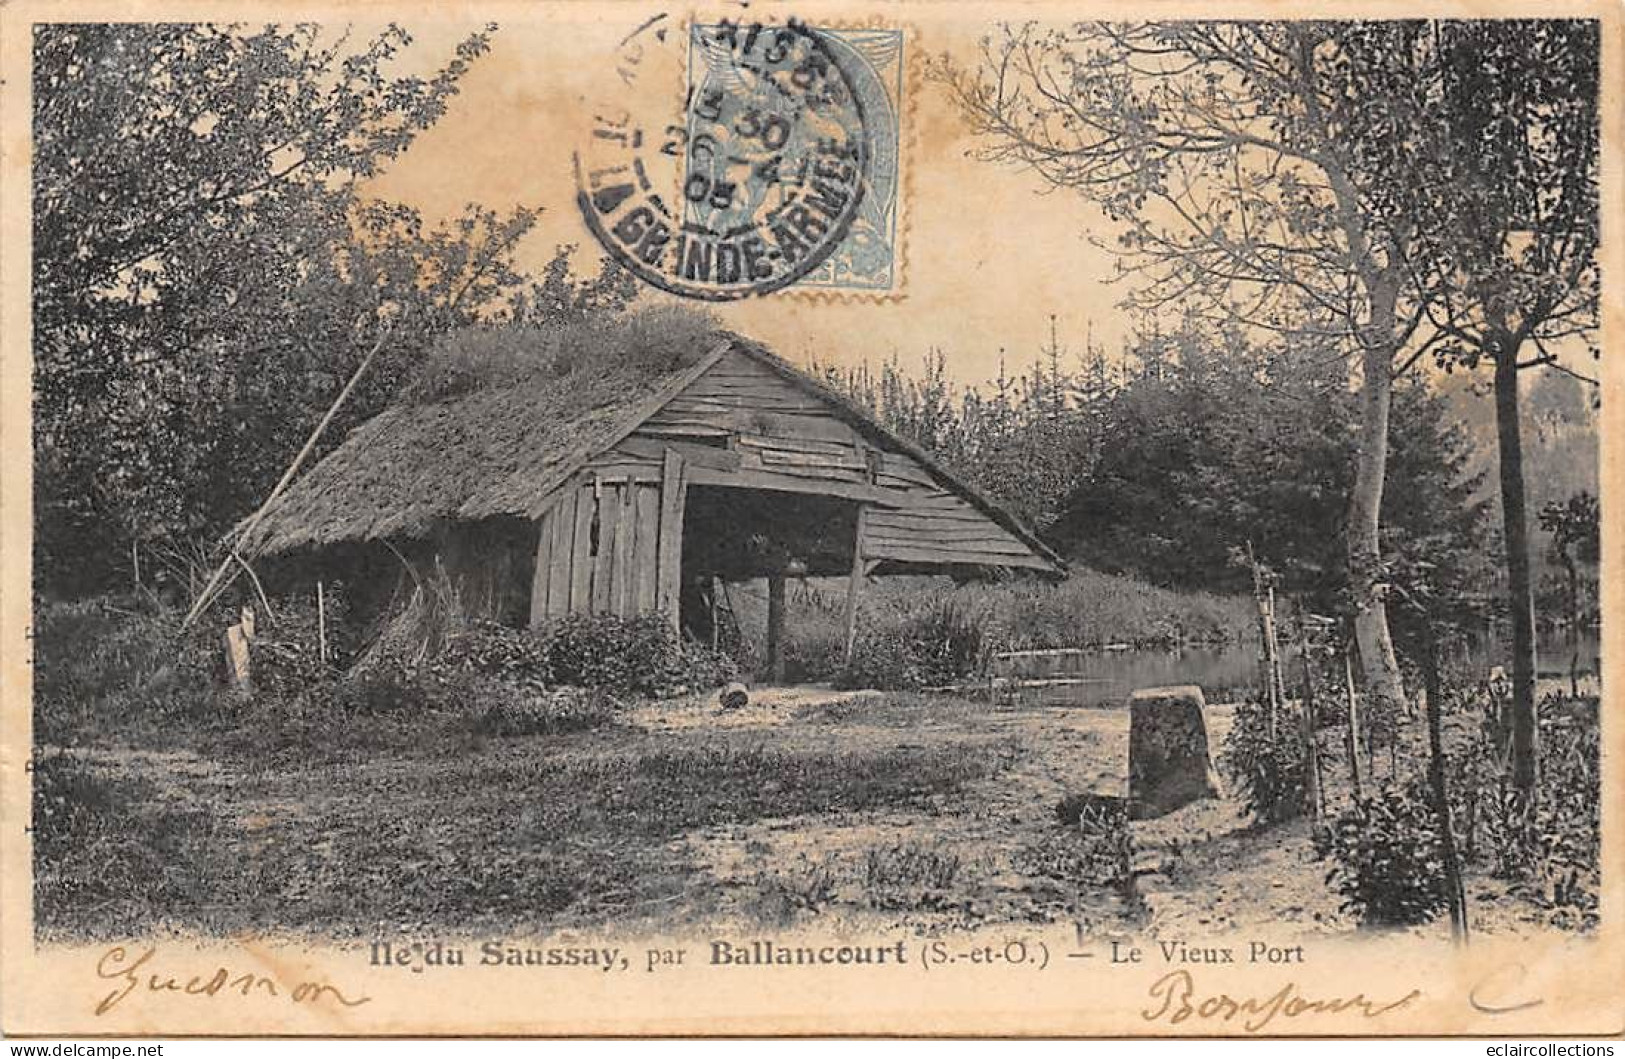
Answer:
[
  {"xmin": 95, "ymin": 946, "xmax": 372, "ymax": 1017},
  {"xmin": 1142, "ymin": 969, "xmax": 1421, "ymax": 1033},
  {"xmin": 1469, "ymin": 963, "xmax": 1545, "ymax": 1015}
]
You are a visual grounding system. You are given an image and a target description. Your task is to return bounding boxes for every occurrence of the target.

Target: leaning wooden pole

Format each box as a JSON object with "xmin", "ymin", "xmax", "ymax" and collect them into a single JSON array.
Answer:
[{"xmin": 183, "ymin": 323, "xmax": 393, "ymax": 629}]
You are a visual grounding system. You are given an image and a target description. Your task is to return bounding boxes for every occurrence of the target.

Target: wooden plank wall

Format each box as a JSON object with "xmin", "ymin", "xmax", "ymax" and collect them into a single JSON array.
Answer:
[
  {"xmin": 619, "ymin": 349, "xmax": 1053, "ymax": 574},
  {"xmin": 864, "ymin": 500, "xmax": 1054, "ymax": 572},
  {"xmin": 529, "ymin": 475, "xmax": 667, "ymax": 626}
]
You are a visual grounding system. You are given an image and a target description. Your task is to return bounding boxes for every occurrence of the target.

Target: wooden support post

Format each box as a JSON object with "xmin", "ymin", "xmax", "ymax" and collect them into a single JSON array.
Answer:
[
  {"xmin": 767, "ymin": 575, "xmax": 787, "ymax": 685},
  {"xmin": 1267, "ymin": 586, "xmax": 1285, "ymax": 705},
  {"xmin": 656, "ymin": 449, "xmax": 688, "ymax": 633},
  {"xmin": 843, "ymin": 505, "xmax": 869, "ymax": 665}
]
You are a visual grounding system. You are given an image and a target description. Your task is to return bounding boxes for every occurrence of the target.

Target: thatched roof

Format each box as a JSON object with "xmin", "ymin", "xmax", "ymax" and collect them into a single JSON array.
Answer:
[
  {"xmin": 241, "ymin": 326, "xmax": 1064, "ymax": 573},
  {"xmin": 238, "ymin": 330, "xmax": 728, "ymax": 556}
]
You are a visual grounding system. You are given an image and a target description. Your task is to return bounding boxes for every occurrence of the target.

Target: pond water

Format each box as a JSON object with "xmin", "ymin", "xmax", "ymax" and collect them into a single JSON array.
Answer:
[
  {"xmin": 1462, "ymin": 627, "xmax": 1602, "ymax": 680},
  {"xmin": 994, "ymin": 642, "xmax": 1270, "ymax": 707},
  {"xmin": 998, "ymin": 627, "xmax": 1602, "ymax": 709}
]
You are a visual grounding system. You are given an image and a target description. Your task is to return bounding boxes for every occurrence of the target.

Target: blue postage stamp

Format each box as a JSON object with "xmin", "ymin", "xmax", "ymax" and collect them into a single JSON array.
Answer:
[{"xmin": 687, "ymin": 23, "xmax": 905, "ymax": 294}]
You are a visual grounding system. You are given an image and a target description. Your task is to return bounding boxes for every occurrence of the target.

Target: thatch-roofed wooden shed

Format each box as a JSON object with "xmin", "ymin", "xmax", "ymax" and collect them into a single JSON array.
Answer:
[{"xmin": 242, "ymin": 331, "xmax": 1064, "ymax": 676}]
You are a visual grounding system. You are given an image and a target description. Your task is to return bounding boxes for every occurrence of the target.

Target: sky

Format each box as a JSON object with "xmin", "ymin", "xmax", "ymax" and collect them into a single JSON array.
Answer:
[{"xmin": 362, "ymin": 11, "xmax": 1131, "ymax": 389}]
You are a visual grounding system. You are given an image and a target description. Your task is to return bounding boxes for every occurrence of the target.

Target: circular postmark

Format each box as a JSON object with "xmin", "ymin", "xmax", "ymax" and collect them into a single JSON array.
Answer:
[{"xmin": 574, "ymin": 17, "xmax": 869, "ymax": 301}]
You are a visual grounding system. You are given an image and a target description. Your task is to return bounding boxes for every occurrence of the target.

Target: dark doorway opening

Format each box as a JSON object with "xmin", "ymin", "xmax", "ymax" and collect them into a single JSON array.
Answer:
[{"xmin": 679, "ymin": 485, "xmax": 861, "ymax": 682}]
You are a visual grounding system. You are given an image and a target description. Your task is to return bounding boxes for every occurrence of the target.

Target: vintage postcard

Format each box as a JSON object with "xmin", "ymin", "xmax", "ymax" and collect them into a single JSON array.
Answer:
[{"xmin": 1, "ymin": 0, "xmax": 1621, "ymax": 1038}]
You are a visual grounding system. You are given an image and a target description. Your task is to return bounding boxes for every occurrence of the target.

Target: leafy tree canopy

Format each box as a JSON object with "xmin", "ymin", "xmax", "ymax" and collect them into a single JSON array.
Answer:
[{"xmin": 32, "ymin": 23, "xmax": 637, "ymax": 596}]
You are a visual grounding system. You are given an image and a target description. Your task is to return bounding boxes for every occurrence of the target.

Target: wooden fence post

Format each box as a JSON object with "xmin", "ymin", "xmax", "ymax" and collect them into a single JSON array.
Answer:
[
  {"xmin": 1295, "ymin": 607, "xmax": 1323, "ymax": 824},
  {"xmin": 1422, "ymin": 620, "xmax": 1470, "ymax": 944},
  {"xmin": 843, "ymin": 506, "xmax": 869, "ymax": 665},
  {"xmin": 1247, "ymin": 542, "xmax": 1280, "ymax": 740}
]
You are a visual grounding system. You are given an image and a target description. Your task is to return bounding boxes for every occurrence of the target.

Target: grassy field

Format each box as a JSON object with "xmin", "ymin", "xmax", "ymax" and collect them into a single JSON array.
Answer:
[
  {"xmin": 30, "ymin": 688, "xmax": 1153, "ymax": 941},
  {"xmin": 35, "ymin": 678, "xmax": 1595, "ymax": 943},
  {"xmin": 726, "ymin": 568, "xmax": 1259, "ymax": 683},
  {"xmin": 31, "ymin": 592, "xmax": 1595, "ymax": 943},
  {"xmin": 35, "ymin": 701, "xmax": 1015, "ymax": 940}
]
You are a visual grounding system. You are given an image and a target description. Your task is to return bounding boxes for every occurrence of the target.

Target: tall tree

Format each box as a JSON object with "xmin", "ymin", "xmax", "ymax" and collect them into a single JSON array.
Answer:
[
  {"xmin": 31, "ymin": 22, "xmax": 525, "ymax": 595},
  {"xmin": 939, "ymin": 22, "xmax": 1440, "ymax": 719},
  {"xmin": 1430, "ymin": 21, "xmax": 1597, "ymax": 796},
  {"xmin": 1335, "ymin": 20, "xmax": 1600, "ymax": 794},
  {"xmin": 1051, "ymin": 321, "xmax": 1488, "ymax": 613}
]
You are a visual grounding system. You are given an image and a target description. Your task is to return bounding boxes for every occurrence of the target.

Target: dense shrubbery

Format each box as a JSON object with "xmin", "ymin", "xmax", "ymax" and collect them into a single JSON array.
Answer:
[
  {"xmin": 213, "ymin": 613, "xmax": 741, "ymax": 757},
  {"xmin": 435, "ymin": 620, "xmax": 551, "ymax": 685},
  {"xmin": 468, "ymin": 681, "xmax": 622, "ymax": 737},
  {"xmin": 1219, "ymin": 697, "xmax": 1311, "ymax": 825},
  {"xmin": 1319, "ymin": 779, "xmax": 1450, "ymax": 928},
  {"xmin": 441, "ymin": 615, "xmax": 736, "ymax": 696},
  {"xmin": 32, "ymin": 596, "xmax": 741, "ymax": 767},
  {"xmin": 211, "ymin": 669, "xmax": 443, "ymax": 760},
  {"xmin": 537, "ymin": 614, "xmax": 715, "ymax": 695},
  {"xmin": 1534, "ymin": 718, "xmax": 1600, "ymax": 924},
  {"xmin": 1446, "ymin": 693, "xmax": 1600, "ymax": 929},
  {"xmin": 837, "ymin": 600, "xmax": 990, "ymax": 691},
  {"xmin": 32, "ymin": 597, "xmax": 219, "ymax": 746}
]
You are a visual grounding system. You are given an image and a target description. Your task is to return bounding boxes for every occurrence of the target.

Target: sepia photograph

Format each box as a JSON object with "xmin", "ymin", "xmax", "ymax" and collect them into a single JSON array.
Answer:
[{"xmin": 0, "ymin": 0, "xmax": 1619, "ymax": 1039}]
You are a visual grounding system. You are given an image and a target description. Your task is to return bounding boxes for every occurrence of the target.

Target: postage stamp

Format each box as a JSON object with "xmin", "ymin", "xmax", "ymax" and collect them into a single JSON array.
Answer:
[
  {"xmin": 1, "ymin": 0, "xmax": 1622, "ymax": 1042},
  {"xmin": 734, "ymin": 25, "xmax": 906, "ymax": 295},
  {"xmin": 575, "ymin": 17, "xmax": 873, "ymax": 299}
]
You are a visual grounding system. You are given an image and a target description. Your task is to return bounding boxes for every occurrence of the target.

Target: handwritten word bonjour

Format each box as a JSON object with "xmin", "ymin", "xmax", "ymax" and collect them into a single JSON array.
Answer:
[
  {"xmin": 95, "ymin": 946, "xmax": 372, "ymax": 1017},
  {"xmin": 1142, "ymin": 969, "xmax": 1420, "ymax": 1033}
]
